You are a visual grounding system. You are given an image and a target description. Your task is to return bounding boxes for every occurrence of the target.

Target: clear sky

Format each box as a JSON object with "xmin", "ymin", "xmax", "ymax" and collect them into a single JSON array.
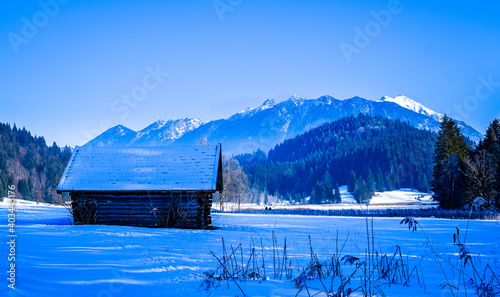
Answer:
[{"xmin": 1, "ymin": 0, "xmax": 499, "ymax": 147}]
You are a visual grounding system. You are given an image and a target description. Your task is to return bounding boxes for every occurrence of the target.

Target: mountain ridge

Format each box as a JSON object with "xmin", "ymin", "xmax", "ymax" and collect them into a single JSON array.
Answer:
[
  {"xmin": 85, "ymin": 95, "xmax": 482, "ymax": 154},
  {"xmin": 86, "ymin": 117, "xmax": 204, "ymax": 147}
]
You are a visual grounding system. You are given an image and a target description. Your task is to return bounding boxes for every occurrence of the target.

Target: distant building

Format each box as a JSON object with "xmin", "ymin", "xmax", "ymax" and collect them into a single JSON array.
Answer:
[{"xmin": 57, "ymin": 144, "xmax": 222, "ymax": 229}]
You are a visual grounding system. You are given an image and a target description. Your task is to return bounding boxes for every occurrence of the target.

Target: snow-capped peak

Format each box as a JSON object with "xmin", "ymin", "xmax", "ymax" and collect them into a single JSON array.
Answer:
[
  {"xmin": 288, "ymin": 94, "xmax": 306, "ymax": 104},
  {"xmin": 317, "ymin": 95, "xmax": 337, "ymax": 105},
  {"xmin": 379, "ymin": 95, "xmax": 442, "ymax": 120},
  {"xmin": 87, "ymin": 94, "xmax": 483, "ymax": 150},
  {"xmin": 259, "ymin": 98, "xmax": 275, "ymax": 111},
  {"xmin": 150, "ymin": 119, "xmax": 168, "ymax": 129},
  {"xmin": 230, "ymin": 98, "xmax": 276, "ymax": 120},
  {"xmin": 135, "ymin": 118, "xmax": 205, "ymax": 143},
  {"xmin": 112, "ymin": 124, "xmax": 134, "ymax": 135}
]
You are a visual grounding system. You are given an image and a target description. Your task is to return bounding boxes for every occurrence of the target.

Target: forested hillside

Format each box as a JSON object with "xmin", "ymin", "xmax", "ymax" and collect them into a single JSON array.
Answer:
[
  {"xmin": 0, "ymin": 123, "xmax": 72, "ymax": 203},
  {"xmin": 236, "ymin": 115, "xmax": 437, "ymax": 203}
]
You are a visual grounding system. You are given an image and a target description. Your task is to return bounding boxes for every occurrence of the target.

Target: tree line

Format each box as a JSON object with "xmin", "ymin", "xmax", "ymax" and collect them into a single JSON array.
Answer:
[
  {"xmin": 432, "ymin": 116, "xmax": 500, "ymax": 209},
  {"xmin": 4, "ymin": 114, "xmax": 497, "ymax": 211}
]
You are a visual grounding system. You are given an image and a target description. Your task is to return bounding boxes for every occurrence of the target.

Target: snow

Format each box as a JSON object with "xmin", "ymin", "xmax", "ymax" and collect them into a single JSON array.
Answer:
[
  {"xmin": 222, "ymin": 187, "xmax": 437, "ymax": 211},
  {"xmin": 259, "ymin": 98, "xmax": 275, "ymax": 110},
  {"xmin": 379, "ymin": 95, "xmax": 442, "ymax": 120},
  {"xmin": 232, "ymin": 98, "xmax": 276, "ymax": 119},
  {"xmin": 1, "ymin": 201, "xmax": 498, "ymax": 296},
  {"xmin": 289, "ymin": 94, "xmax": 306, "ymax": 106},
  {"xmin": 339, "ymin": 185, "xmax": 357, "ymax": 204},
  {"xmin": 115, "ymin": 125, "xmax": 132, "ymax": 135},
  {"xmin": 57, "ymin": 145, "xmax": 221, "ymax": 191},
  {"xmin": 87, "ymin": 118, "xmax": 205, "ymax": 147},
  {"xmin": 370, "ymin": 188, "xmax": 433, "ymax": 205},
  {"xmin": 135, "ymin": 118, "xmax": 205, "ymax": 143}
]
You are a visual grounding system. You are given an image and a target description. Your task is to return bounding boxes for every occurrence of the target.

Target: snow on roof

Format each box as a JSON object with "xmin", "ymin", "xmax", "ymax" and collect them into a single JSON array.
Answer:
[{"xmin": 57, "ymin": 144, "xmax": 222, "ymax": 192}]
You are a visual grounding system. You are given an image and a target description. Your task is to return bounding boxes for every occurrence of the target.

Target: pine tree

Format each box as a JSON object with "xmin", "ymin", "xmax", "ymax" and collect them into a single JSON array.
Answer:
[
  {"xmin": 322, "ymin": 172, "xmax": 334, "ymax": 202},
  {"xmin": 353, "ymin": 177, "xmax": 370, "ymax": 204},
  {"xmin": 385, "ymin": 175, "xmax": 394, "ymax": 191},
  {"xmin": 17, "ymin": 179, "xmax": 31, "ymax": 200},
  {"xmin": 310, "ymin": 187, "xmax": 316, "ymax": 204},
  {"xmin": 484, "ymin": 119, "xmax": 500, "ymax": 154},
  {"xmin": 348, "ymin": 170, "xmax": 357, "ymax": 193},
  {"xmin": 375, "ymin": 168, "xmax": 385, "ymax": 192},
  {"xmin": 312, "ymin": 181, "xmax": 323, "ymax": 204},
  {"xmin": 431, "ymin": 115, "xmax": 468, "ymax": 209},
  {"xmin": 393, "ymin": 172, "xmax": 401, "ymax": 190},
  {"xmin": 421, "ymin": 175, "xmax": 430, "ymax": 193},
  {"xmin": 480, "ymin": 119, "xmax": 500, "ymax": 207},
  {"xmin": 409, "ymin": 175, "xmax": 415, "ymax": 190},
  {"xmin": 334, "ymin": 183, "xmax": 341, "ymax": 203},
  {"xmin": 0, "ymin": 174, "xmax": 8, "ymax": 196},
  {"xmin": 366, "ymin": 169, "xmax": 375, "ymax": 194}
]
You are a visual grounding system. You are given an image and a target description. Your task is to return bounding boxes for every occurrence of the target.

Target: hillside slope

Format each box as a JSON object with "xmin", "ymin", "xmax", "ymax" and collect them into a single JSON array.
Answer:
[{"xmin": 236, "ymin": 115, "xmax": 436, "ymax": 201}]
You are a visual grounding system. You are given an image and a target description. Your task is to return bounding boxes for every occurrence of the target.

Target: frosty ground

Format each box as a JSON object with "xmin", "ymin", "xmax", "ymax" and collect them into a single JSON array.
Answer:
[{"xmin": 1, "ymin": 200, "xmax": 499, "ymax": 297}]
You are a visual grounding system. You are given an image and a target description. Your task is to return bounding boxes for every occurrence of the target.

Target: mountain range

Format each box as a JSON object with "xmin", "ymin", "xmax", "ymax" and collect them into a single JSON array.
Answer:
[{"xmin": 85, "ymin": 95, "xmax": 483, "ymax": 154}]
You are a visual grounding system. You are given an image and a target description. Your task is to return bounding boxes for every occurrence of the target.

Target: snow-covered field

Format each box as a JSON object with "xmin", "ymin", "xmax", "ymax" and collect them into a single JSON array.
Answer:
[
  {"xmin": 1, "ymin": 199, "xmax": 499, "ymax": 297},
  {"xmin": 221, "ymin": 187, "xmax": 437, "ymax": 212}
]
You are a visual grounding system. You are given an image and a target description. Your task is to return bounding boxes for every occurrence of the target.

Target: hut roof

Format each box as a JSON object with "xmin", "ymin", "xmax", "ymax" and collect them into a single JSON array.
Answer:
[{"xmin": 57, "ymin": 144, "xmax": 222, "ymax": 192}]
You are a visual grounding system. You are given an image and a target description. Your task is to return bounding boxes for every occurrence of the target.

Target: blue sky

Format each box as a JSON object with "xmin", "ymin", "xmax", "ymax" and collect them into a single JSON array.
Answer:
[{"xmin": 1, "ymin": 0, "xmax": 499, "ymax": 147}]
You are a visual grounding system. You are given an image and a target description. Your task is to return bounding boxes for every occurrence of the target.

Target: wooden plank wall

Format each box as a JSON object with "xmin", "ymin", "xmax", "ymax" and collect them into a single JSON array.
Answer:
[{"xmin": 70, "ymin": 191, "xmax": 213, "ymax": 229}]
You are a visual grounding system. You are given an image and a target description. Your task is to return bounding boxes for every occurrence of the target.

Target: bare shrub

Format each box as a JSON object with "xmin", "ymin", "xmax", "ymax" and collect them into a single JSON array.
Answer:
[
  {"xmin": 66, "ymin": 198, "xmax": 97, "ymax": 225},
  {"xmin": 153, "ymin": 196, "xmax": 195, "ymax": 228}
]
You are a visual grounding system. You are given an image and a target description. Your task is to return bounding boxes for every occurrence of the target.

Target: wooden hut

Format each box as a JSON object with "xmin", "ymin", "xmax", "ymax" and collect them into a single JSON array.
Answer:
[{"xmin": 56, "ymin": 144, "xmax": 222, "ymax": 229}]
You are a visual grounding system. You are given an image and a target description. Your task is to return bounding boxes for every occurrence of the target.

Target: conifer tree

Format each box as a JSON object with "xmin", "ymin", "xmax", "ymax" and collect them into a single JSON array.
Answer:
[
  {"xmin": 480, "ymin": 119, "xmax": 500, "ymax": 207},
  {"xmin": 385, "ymin": 175, "xmax": 394, "ymax": 191},
  {"xmin": 353, "ymin": 177, "xmax": 370, "ymax": 204},
  {"xmin": 17, "ymin": 179, "xmax": 31, "ymax": 200},
  {"xmin": 421, "ymin": 175, "xmax": 430, "ymax": 193},
  {"xmin": 409, "ymin": 175, "xmax": 415, "ymax": 189},
  {"xmin": 431, "ymin": 115, "xmax": 468, "ymax": 209},
  {"xmin": 366, "ymin": 169, "xmax": 375, "ymax": 194},
  {"xmin": 375, "ymin": 168, "xmax": 385, "ymax": 192},
  {"xmin": 334, "ymin": 183, "xmax": 341, "ymax": 203},
  {"xmin": 312, "ymin": 181, "xmax": 323, "ymax": 204},
  {"xmin": 322, "ymin": 172, "xmax": 334, "ymax": 202},
  {"xmin": 348, "ymin": 170, "xmax": 357, "ymax": 193}
]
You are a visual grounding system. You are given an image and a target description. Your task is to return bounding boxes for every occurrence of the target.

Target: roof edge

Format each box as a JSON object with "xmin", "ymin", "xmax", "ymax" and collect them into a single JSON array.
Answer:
[
  {"xmin": 56, "ymin": 189, "xmax": 217, "ymax": 194},
  {"xmin": 211, "ymin": 144, "xmax": 222, "ymax": 191},
  {"xmin": 56, "ymin": 146, "xmax": 80, "ymax": 192}
]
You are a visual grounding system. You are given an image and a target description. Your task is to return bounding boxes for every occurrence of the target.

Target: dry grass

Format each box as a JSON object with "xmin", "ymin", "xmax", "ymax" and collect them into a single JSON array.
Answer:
[
  {"xmin": 202, "ymin": 228, "xmax": 421, "ymax": 296},
  {"xmin": 203, "ymin": 210, "xmax": 499, "ymax": 296}
]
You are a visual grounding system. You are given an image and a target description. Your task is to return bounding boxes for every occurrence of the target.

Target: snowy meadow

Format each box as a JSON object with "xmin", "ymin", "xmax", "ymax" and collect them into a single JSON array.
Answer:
[{"xmin": 1, "ymin": 200, "xmax": 499, "ymax": 297}]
